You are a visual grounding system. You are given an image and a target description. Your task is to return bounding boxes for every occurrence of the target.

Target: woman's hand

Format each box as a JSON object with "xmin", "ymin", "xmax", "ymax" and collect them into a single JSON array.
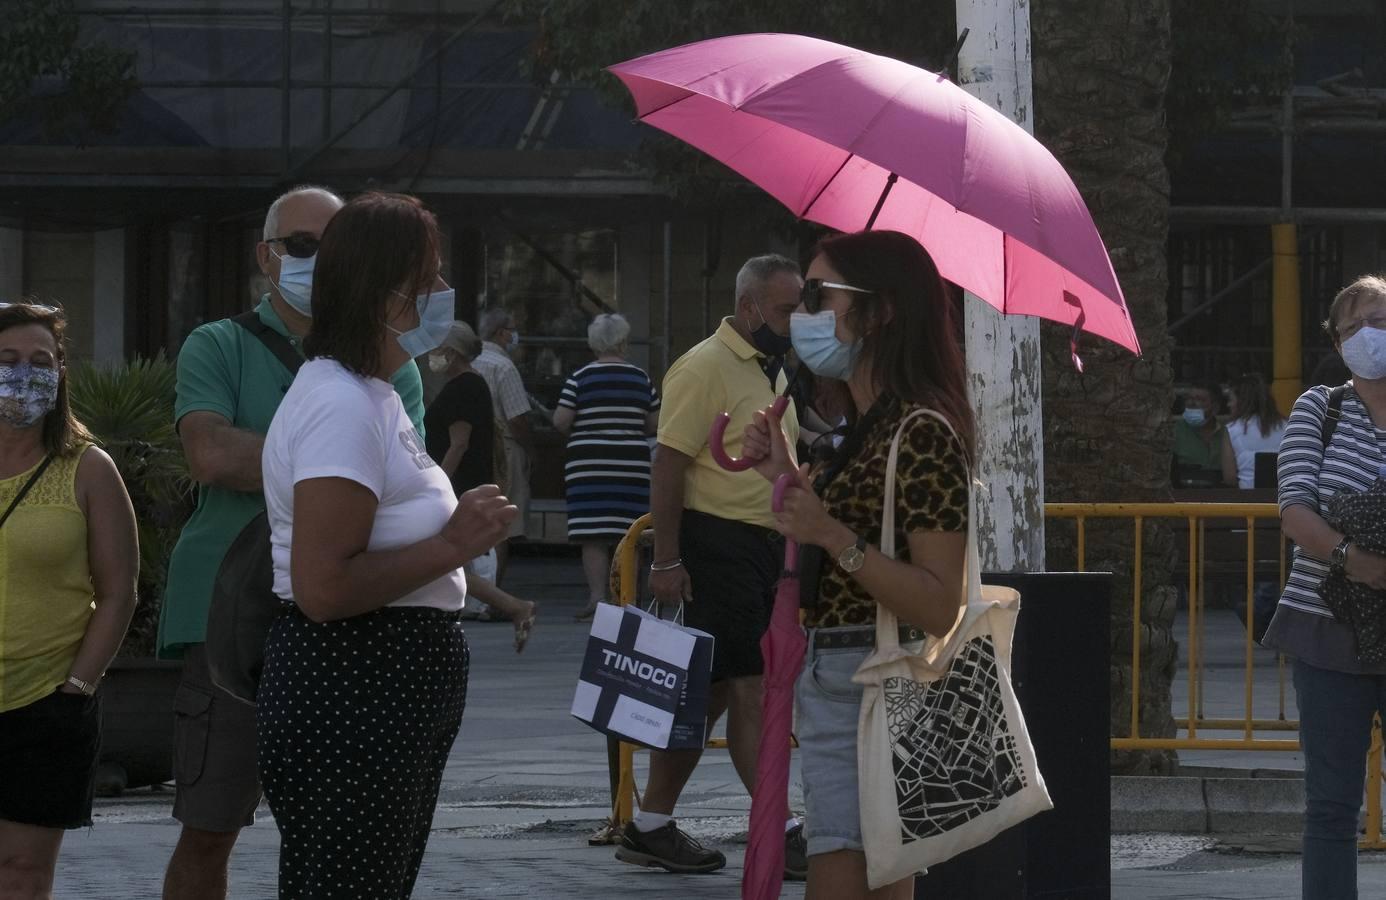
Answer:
[
  {"xmin": 442, "ymin": 484, "xmax": 518, "ymax": 564},
  {"xmin": 772, "ymin": 464, "xmax": 853, "ymax": 551},
  {"xmin": 1344, "ymin": 545, "xmax": 1386, "ymax": 591},
  {"xmin": 741, "ymin": 403, "xmax": 799, "ymax": 484}
]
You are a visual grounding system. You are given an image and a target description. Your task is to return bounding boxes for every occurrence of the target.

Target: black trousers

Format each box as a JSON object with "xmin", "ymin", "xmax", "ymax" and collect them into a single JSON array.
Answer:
[{"xmin": 257, "ymin": 604, "xmax": 468, "ymax": 900}]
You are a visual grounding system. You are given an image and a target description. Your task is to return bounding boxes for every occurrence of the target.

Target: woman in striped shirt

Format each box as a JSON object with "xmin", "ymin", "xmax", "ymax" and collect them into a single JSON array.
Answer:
[
  {"xmin": 553, "ymin": 314, "xmax": 660, "ymax": 622},
  {"xmin": 1264, "ymin": 274, "xmax": 1386, "ymax": 900}
]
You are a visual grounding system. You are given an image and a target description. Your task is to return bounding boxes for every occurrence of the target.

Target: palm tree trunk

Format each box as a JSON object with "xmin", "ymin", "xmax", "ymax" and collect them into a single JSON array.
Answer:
[{"xmin": 1032, "ymin": 0, "xmax": 1179, "ymax": 775}]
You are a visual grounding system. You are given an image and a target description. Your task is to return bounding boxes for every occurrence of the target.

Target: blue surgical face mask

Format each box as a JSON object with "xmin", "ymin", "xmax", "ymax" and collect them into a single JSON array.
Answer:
[
  {"xmin": 790, "ymin": 309, "xmax": 861, "ymax": 380},
  {"xmin": 388, "ymin": 287, "xmax": 456, "ymax": 358},
  {"xmin": 271, "ymin": 250, "xmax": 315, "ymax": 317},
  {"xmin": 1341, "ymin": 327, "xmax": 1386, "ymax": 381},
  {"xmin": 1182, "ymin": 408, "xmax": 1206, "ymax": 427}
]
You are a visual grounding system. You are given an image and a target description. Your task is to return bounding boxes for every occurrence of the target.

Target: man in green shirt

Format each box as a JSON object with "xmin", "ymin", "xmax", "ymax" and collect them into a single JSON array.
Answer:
[
  {"xmin": 1172, "ymin": 383, "xmax": 1226, "ymax": 487},
  {"xmin": 157, "ymin": 185, "xmax": 425, "ymax": 899}
]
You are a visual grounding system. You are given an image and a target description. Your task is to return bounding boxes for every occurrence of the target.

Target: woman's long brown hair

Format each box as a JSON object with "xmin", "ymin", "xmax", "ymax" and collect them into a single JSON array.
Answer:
[{"xmin": 814, "ymin": 230, "xmax": 976, "ymax": 460}]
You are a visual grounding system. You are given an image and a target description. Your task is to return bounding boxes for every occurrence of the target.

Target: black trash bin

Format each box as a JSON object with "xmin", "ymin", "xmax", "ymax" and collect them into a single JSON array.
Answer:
[{"xmin": 914, "ymin": 571, "xmax": 1112, "ymax": 900}]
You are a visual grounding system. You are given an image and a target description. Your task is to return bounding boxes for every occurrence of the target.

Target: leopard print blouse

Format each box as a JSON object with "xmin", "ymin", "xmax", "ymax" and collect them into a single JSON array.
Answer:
[{"xmin": 807, "ymin": 398, "xmax": 970, "ymax": 629}]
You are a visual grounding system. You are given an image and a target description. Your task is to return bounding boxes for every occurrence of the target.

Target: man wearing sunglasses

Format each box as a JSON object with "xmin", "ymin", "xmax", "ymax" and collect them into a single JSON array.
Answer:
[
  {"xmin": 615, "ymin": 254, "xmax": 806, "ymax": 878},
  {"xmin": 157, "ymin": 185, "xmax": 427, "ymax": 900}
]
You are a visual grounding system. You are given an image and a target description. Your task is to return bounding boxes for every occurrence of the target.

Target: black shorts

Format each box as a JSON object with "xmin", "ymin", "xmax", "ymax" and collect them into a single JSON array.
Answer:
[
  {"xmin": 0, "ymin": 688, "xmax": 101, "ymax": 829},
  {"xmin": 680, "ymin": 509, "xmax": 782, "ymax": 683}
]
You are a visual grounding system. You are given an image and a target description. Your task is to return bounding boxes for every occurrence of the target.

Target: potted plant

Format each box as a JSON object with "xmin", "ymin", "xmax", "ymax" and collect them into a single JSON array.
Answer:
[{"xmin": 68, "ymin": 355, "xmax": 193, "ymax": 793}]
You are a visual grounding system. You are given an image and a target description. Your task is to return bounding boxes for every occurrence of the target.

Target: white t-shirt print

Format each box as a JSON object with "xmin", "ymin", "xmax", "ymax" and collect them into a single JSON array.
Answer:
[{"xmin": 262, "ymin": 358, "xmax": 467, "ymax": 611}]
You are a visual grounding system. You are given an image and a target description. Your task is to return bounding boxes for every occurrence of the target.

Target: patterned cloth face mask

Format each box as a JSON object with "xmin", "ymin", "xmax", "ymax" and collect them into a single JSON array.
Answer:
[{"xmin": 0, "ymin": 363, "xmax": 59, "ymax": 428}]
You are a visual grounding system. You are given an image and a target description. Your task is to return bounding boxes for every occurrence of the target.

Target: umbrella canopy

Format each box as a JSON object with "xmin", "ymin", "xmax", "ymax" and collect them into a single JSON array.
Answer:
[
  {"xmin": 742, "ymin": 474, "xmax": 807, "ymax": 900},
  {"xmin": 609, "ymin": 33, "xmax": 1140, "ymax": 356}
]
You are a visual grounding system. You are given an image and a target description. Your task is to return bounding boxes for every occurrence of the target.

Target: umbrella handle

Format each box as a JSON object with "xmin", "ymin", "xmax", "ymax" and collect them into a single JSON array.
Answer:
[{"xmin": 708, "ymin": 395, "xmax": 791, "ymax": 472}]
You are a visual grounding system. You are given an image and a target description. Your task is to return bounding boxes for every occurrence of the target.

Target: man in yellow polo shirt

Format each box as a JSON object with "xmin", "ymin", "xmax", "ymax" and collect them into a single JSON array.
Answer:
[{"xmin": 615, "ymin": 254, "xmax": 805, "ymax": 878}]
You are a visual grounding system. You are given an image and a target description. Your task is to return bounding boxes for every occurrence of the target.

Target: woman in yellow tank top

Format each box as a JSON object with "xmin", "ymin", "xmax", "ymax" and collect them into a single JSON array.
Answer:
[{"xmin": 0, "ymin": 302, "xmax": 138, "ymax": 899}]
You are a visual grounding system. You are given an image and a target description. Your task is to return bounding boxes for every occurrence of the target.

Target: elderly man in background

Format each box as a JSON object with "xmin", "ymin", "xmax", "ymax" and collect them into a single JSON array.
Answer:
[{"xmin": 474, "ymin": 307, "xmax": 533, "ymax": 587}]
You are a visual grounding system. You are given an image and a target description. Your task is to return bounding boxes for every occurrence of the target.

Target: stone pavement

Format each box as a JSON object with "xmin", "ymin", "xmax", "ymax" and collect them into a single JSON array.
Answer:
[
  {"xmin": 55, "ymin": 554, "xmax": 806, "ymax": 899},
  {"xmin": 51, "ymin": 555, "xmax": 1386, "ymax": 898}
]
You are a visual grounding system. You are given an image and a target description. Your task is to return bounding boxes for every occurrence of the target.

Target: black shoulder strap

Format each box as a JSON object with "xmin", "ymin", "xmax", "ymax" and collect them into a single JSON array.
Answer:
[
  {"xmin": 232, "ymin": 310, "xmax": 303, "ymax": 377},
  {"xmin": 0, "ymin": 455, "xmax": 53, "ymax": 530},
  {"xmin": 1322, "ymin": 384, "xmax": 1348, "ymax": 450}
]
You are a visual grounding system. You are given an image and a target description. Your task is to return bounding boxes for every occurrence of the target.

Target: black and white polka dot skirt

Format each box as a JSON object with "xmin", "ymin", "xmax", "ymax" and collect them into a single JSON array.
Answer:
[{"xmin": 257, "ymin": 603, "xmax": 468, "ymax": 900}]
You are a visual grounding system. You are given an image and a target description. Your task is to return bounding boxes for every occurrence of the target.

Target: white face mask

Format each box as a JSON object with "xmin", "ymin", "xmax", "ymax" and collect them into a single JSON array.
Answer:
[
  {"xmin": 427, "ymin": 351, "xmax": 452, "ymax": 374},
  {"xmin": 1341, "ymin": 327, "xmax": 1386, "ymax": 381}
]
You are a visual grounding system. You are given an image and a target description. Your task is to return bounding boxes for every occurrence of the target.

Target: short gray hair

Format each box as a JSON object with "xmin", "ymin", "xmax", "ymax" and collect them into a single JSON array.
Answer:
[
  {"xmin": 479, "ymin": 307, "xmax": 514, "ymax": 341},
  {"xmin": 262, "ymin": 185, "xmax": 343, "ymax": 240},
  {"xmin": 734, "ymin": 254, "xmax": 801, "ymax": 309},
  {"xmin": 441, "ymin": 321, "xmax": 483, "ymax": 362},
  {"xmin": 587, "ymin": 313, "xmax": 630, "ymax": 355}
]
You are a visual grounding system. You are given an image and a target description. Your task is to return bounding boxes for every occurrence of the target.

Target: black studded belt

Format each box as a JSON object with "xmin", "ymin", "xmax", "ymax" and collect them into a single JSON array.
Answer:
[{"xmin": 812, "ymin": 625, "xmax": 926, "ymax": 650}]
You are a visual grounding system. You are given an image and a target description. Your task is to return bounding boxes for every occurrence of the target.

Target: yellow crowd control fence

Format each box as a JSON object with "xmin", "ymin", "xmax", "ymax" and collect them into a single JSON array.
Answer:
[
  {"xmin": 605, "ymin": 503, "xmax": 1386, "ymax": 847},
  {"xmin": 1047, "ymin": 502, "xmax": 1384, "ymax": 848}
]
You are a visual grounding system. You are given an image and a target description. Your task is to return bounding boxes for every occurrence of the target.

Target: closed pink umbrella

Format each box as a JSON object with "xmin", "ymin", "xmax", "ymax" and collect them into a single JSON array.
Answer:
[
  {"xmin": 609, "ymin": 32, "xmax": 1140, "ymax": 357},
  {"xmin": 744, "ymin": 473, "xmax": 804, "ymax": 900}
]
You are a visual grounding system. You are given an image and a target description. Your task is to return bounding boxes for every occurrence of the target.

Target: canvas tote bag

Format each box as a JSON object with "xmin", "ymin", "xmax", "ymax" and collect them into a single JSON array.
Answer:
[{"xmin": 854, "ymin": 408, "xmax": 1052, "ymax": 888}]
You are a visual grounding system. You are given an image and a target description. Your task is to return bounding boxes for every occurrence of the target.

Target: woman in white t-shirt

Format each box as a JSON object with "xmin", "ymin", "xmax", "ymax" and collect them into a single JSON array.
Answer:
[
  {"xmin": 257, "ymin": 192, "xmax": 529, "ymax": 900},
  {"xmin": 1221, "ymin": 372, "xmax": 1288, "ymax": 489}
]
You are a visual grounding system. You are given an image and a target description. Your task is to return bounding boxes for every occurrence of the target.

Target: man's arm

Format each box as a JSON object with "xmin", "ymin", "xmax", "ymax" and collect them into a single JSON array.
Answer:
[
  {"xmin": 179, "ymin": 411, "xmax": 267, "ymax": 492},
  {"xmin": 508, "ymin": 414, "xmax": 534, "ymax": 453},
  {"xmin": 650, "ymin": 444, "xmax": 693, "ymax": 564}
]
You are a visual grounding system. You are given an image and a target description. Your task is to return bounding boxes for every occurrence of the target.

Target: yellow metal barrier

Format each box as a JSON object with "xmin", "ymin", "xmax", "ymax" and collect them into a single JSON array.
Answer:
[
  {"xmin": 1048, "ymin": 502, "xmax": 1385, "ymax": 848},
  {"xmin": 604, "ymin": 503, "xmax": 1386, "ymax": 847},
  {"xmin": 607, "ymin": 513, "xmax": 796, "ymax": 827}
]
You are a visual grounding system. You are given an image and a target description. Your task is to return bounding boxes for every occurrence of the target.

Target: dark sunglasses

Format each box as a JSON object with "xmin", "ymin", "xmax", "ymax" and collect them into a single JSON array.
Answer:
[
  {"xmin": 265, "ymin": 233, "xmax": 320, "ymax": 259},
  {"xmin": 800, "ymin": 278, "xmax": 874, "ymax": 314}
]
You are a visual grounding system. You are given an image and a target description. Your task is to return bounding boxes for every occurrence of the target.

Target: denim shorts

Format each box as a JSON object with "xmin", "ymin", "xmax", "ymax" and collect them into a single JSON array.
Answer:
[{"xmin": 796, "ymin": 633, "xmax": 872, "ymax": 856}]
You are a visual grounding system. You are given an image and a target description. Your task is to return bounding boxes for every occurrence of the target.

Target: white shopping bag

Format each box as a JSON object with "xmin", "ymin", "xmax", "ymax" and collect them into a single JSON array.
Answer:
[{"xmin": 571, "ymin": 603, "xmax": 713, "ymax": 750}]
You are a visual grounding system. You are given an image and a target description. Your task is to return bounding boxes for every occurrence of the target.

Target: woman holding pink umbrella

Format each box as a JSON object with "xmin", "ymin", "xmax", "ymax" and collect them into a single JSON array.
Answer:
[{"xmin": 741, "ymin": 230, "xmax": 972, "ymax": 899}]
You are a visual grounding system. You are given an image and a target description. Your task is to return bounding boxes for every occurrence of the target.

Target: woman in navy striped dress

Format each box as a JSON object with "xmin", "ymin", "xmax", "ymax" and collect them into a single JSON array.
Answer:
[{"xmin": 553, "ymin": 314, "xmax": 659, "ymax": 621}]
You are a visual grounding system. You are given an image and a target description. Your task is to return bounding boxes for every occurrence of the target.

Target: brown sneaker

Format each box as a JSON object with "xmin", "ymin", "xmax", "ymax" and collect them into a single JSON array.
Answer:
[
  {"xmin": 784, "ymin": 823, "xmax": 808, "ymax": 881},
  {"xmin": 614, "ymin": 821, "xmax": 726, "ymax": 874}
]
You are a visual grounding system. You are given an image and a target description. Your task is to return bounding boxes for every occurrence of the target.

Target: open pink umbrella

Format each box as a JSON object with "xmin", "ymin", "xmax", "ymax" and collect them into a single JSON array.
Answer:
[{"xmin": 609, "ymin": 32, "xmax": 1140, "ymax": 358}]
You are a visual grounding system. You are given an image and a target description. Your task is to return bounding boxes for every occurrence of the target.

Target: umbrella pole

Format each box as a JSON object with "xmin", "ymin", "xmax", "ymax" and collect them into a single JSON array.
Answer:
[{"xmin": 864, "ymin": 172, "xmax": 899, "ymax": 230}]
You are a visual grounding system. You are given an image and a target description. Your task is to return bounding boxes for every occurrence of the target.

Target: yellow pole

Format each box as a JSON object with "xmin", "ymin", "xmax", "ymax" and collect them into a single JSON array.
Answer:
[{"xmin": 1271, "ymin": 223, "xmax": 1302, "ymax": 415}]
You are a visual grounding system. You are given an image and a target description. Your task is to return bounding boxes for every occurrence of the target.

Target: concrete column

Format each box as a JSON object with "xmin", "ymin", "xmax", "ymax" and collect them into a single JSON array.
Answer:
[
  {"xmin": 92, "ymin": 229, "xmax": 126, "ymax": 364},
  {"xmin": 957, "ymin": 0, "xmax": 1045, "ymax": 572}
]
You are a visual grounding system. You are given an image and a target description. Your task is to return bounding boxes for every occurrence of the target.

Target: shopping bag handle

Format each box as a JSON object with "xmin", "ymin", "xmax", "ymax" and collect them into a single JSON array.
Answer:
[{"xmin": 644, "ymin": 599, "xmax": 687, "ymax": 625}]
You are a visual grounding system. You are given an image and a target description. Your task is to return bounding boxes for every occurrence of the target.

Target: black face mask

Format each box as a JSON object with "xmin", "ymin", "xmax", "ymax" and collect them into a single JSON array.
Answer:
[{"xmin": 750, "ymin": 300, "xmax": 793, "ymax": 357}]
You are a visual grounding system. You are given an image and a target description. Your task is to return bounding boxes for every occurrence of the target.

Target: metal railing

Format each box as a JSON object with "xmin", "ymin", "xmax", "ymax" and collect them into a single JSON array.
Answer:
[
  {"xmin": 602, "ymin": 503, "xmax": 1386, "ymax": 846},
  {"xmin": 1048, "ymin": 501, "xmax": 1385, "ymax": 847}
]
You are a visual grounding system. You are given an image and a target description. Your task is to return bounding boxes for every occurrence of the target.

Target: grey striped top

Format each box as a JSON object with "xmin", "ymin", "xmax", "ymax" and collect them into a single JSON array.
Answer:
[{"xmin": 1263, "ymin": 384, "xmax": 1386, "ymax": 673}]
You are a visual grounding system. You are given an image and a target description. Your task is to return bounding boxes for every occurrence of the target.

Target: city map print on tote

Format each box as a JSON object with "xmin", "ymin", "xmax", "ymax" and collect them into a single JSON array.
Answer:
[{"xmin": 883, "ymin": 634, "xmax": 1026, "ymax": 839}]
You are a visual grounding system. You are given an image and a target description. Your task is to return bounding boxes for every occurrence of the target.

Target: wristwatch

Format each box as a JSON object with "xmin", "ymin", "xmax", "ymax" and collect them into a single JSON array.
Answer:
[
  {"xmin": 64, "ymin": 675, "xmax": 98, "ymax": 697},
  {"xmin": 1331, "ymin": 537, "xmax": 1354, "ymax": 571},
  {"xmin": 836, "ymin": 535, "xmax": 868, "ymax": 574}
]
